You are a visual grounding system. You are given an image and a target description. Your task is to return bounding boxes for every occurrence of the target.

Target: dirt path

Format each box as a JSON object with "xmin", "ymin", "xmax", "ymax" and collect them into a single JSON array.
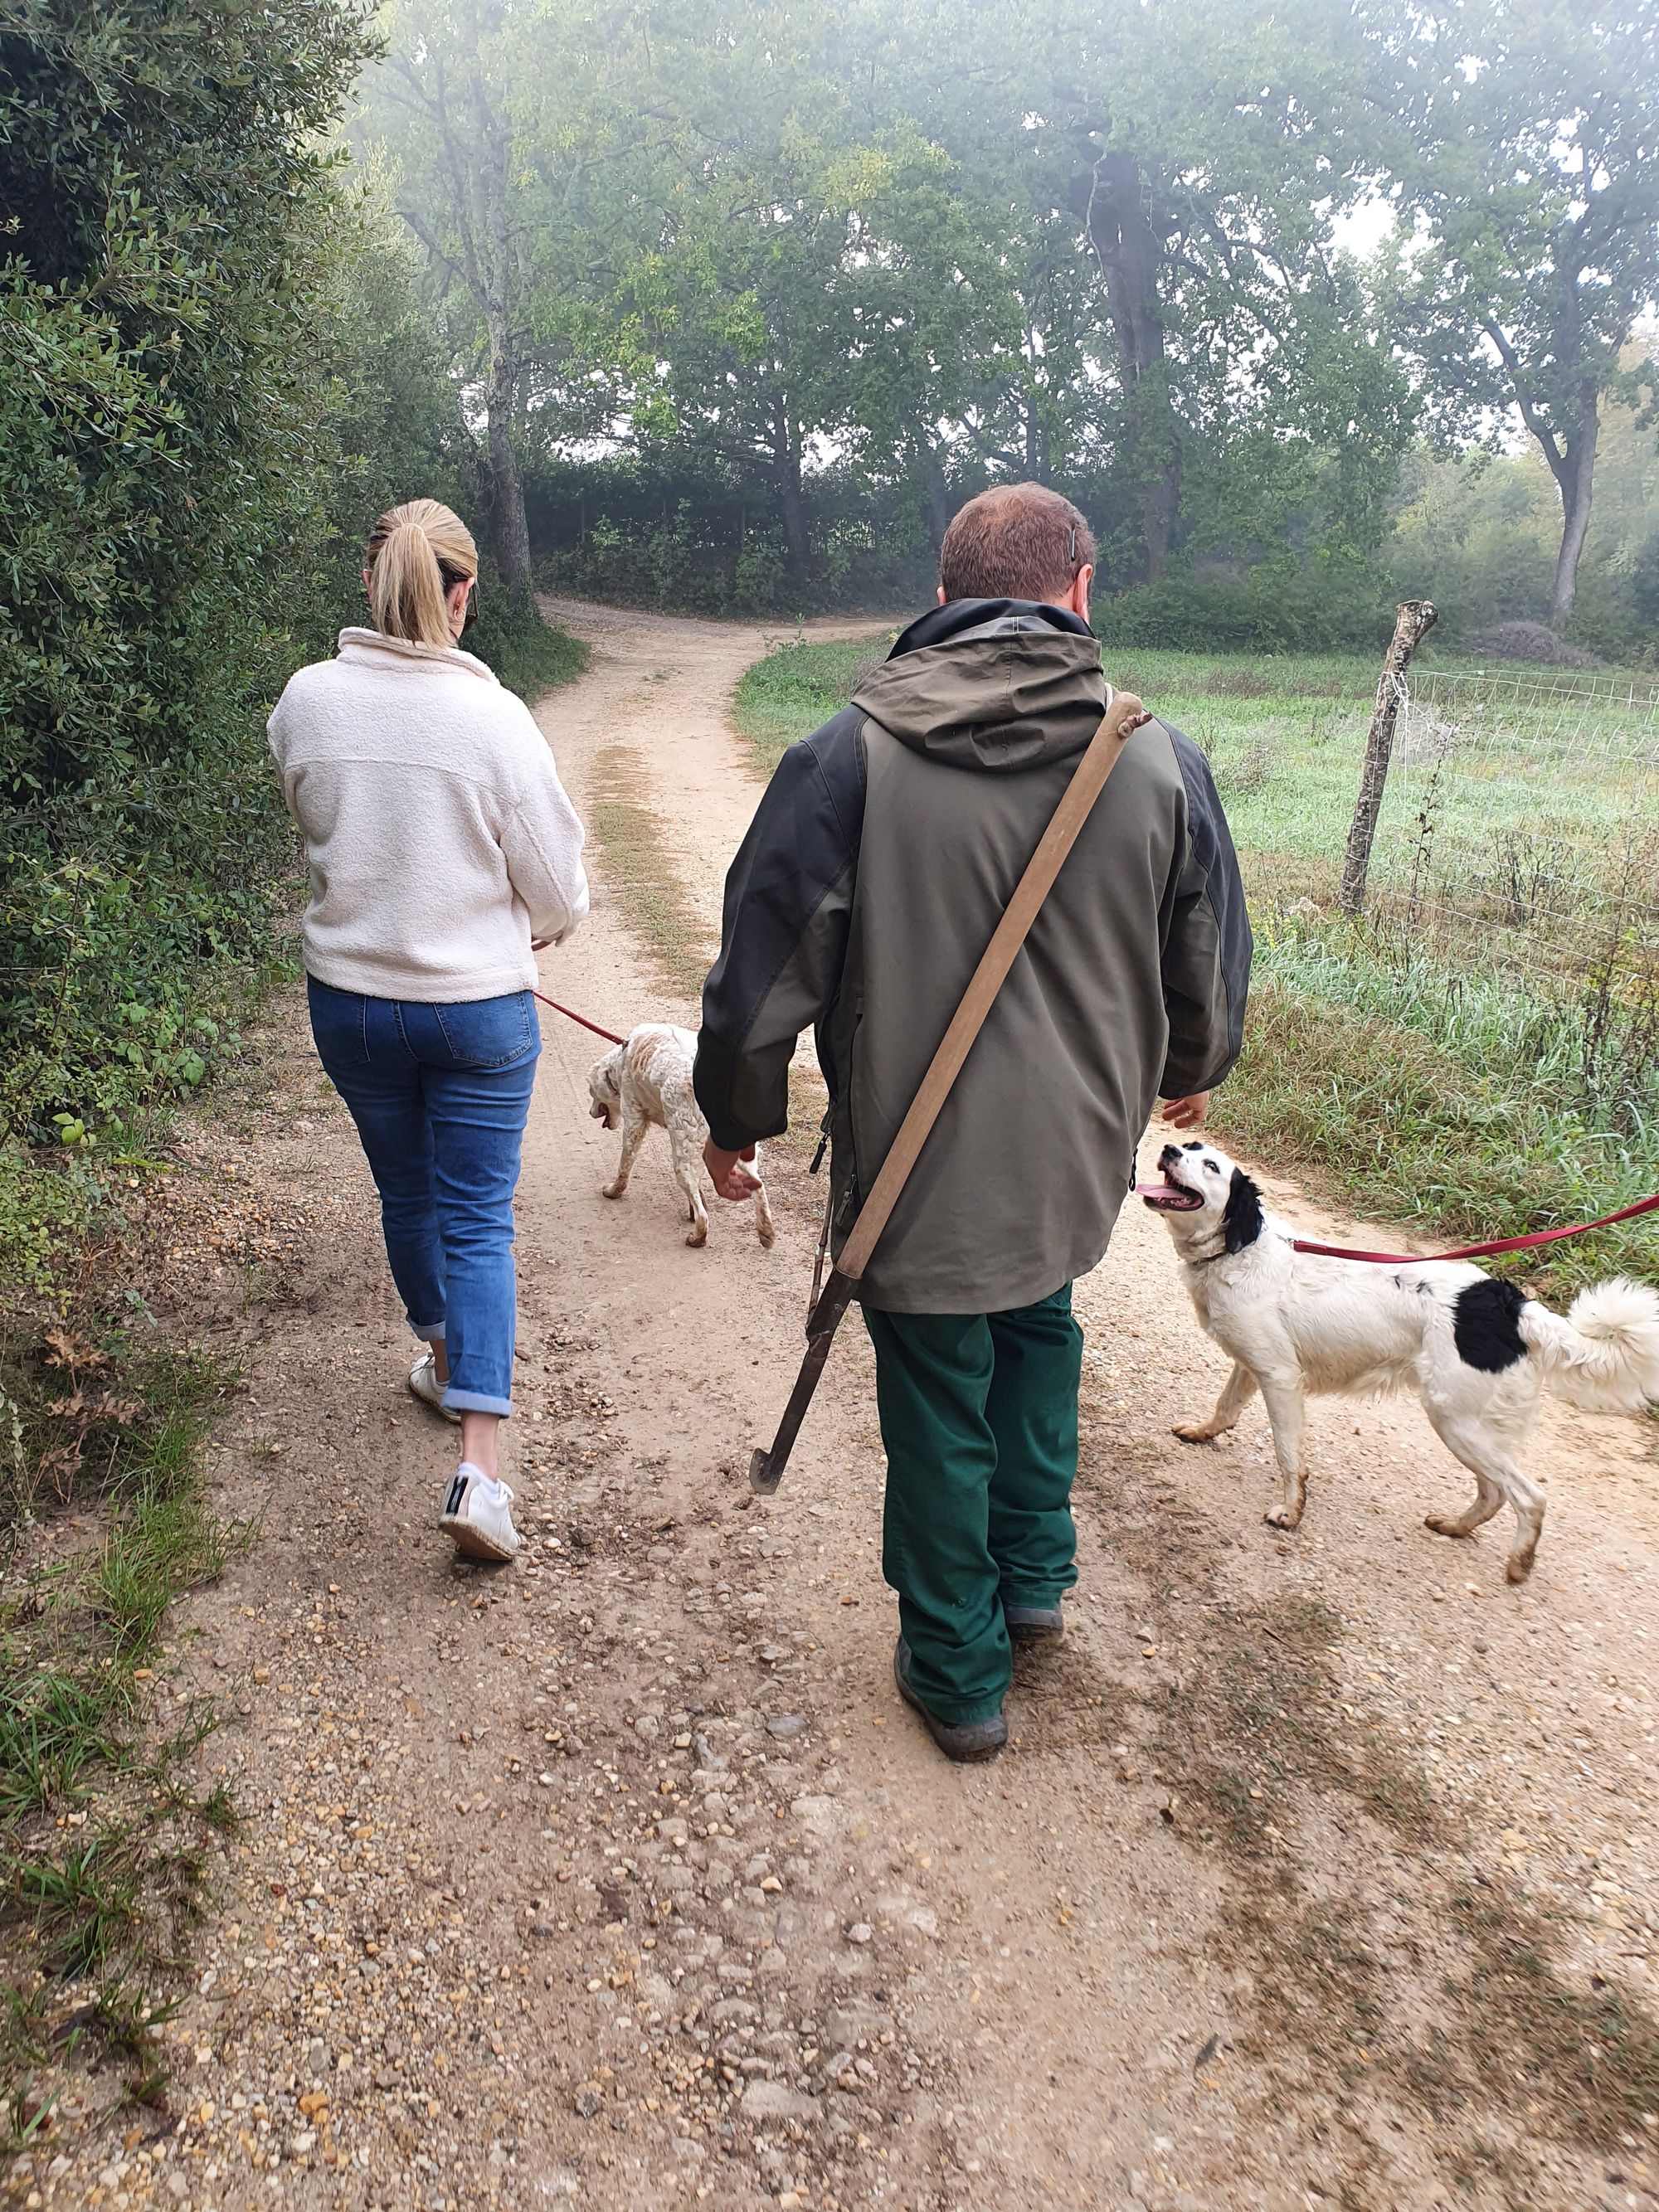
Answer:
[{"xmin": 32, "ymin": 601, "xmax": 1659, "ymax": 2212}]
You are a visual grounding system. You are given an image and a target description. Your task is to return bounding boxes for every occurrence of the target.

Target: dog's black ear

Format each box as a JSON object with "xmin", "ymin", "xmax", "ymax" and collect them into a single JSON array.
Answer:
[{"xmin": 1222, "ymin": 1167, "xmax": 1264, "ymax": 1254}]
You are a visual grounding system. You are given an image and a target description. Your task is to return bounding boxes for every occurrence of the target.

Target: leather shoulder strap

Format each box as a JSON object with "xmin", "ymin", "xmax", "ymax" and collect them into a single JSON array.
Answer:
[{"xmin": 837, "ymin": 689, "xmax": 1145, "ymax": 1283}]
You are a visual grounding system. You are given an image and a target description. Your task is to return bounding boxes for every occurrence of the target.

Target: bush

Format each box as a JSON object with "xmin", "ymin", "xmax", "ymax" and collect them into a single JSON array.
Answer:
[
  {"xmin": 1465, "ymin": 621, "xmax": 1604, "ymax": 668},
  {"xmin": 0, "ymin": 14, "xmax": 586, "ymax": 1157},
  {"xmin": 1094, "ymin": 569, "xmax": 1397, "ymax": 654},
  {"xmin": 0, "ymin": 0, "xmax": 369, "ymax": 1146}
]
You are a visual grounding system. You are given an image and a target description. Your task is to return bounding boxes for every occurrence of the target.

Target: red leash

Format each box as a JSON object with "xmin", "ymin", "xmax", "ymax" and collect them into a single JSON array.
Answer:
[
  {"xmin": 533, "ymin": 985, "xmax": 1659, "ymax": 1260},
  {"xmin": 531, "ymin": 989, "xmax": 625, "ymax": 1047},
  {"xmin": 1291, "ymin": 1190, "xmax": 1659, "ymax": 1267}
]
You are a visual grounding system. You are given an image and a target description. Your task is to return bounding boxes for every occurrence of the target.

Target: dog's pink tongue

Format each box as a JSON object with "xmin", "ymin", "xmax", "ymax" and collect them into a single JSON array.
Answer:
[{"xmin": 1135, "ymin": 1183, "xmax": 1173, "ymax": 1198}]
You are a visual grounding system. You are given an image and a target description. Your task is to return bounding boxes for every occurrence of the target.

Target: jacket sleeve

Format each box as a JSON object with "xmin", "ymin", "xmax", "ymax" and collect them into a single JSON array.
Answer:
[
  {"xmin": 501, "ymin": 727, "xmax": 590, "ymax": 946},
  {"xmin": 1160, "ymin": 727, "xmax": 1253, "ymax": 1097},
  {"xmin": 694, "ymin": 711, "xmax": 865, "ymax": 1150}
]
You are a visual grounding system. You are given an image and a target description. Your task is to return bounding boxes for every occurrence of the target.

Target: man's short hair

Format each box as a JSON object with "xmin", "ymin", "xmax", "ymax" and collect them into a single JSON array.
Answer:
[{"xmin": 939, "ymin": 482, "xmax": 1096, "ymax": 604}]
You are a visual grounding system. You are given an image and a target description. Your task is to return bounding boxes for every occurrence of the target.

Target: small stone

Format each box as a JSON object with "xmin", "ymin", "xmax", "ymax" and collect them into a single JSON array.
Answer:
[
  {"xmin": 845, "ymin": 1922, "xmax": 873, "ymax": 1946},
  {"xmin": 740, "ymin": 2080, "xmax": 817, "ymax": 2122},
  {"xmin": 575, "ymin": 2090, "xmax": 602, "ymax": 2119},
  {"xmin": 766, "ymin": 1715, "xmax": 806, "ymax": 1740}
]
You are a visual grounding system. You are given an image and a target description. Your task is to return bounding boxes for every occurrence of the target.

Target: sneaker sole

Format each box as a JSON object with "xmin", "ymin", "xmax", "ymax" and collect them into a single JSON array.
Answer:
[
  {"xmin": 439, "ymin": 1514, "xmax": 518, "ymax": 1564},
  {"xmin": 1007, "ymin": 1619, "xmax": 1065, "ymax": 1645}
]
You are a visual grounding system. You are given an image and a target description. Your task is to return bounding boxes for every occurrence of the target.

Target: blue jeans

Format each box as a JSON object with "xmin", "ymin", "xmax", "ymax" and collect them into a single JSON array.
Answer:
[{"xmin": 308, "ymin": 979, "xmax": 540, "ymax": 1417}]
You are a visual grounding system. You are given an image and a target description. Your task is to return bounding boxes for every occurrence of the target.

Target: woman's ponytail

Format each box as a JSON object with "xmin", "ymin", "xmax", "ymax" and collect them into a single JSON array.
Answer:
[{"xmin": 363, "ymin": 498, "xmax": 479, "ymax": 650}]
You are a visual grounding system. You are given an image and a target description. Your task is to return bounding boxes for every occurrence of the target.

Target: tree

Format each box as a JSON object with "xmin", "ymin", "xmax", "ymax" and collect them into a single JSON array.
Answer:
[
  {"xmin": 1383, "ymin": 0, "xmax": 1659, "ymax": 622},
  {"xmin": 848, "ymin": 0, "xmax": 1405, "ymax": 582},
  {"xmin": 360, "ymin": 0, "xmax": 665, "ymax": 601}
]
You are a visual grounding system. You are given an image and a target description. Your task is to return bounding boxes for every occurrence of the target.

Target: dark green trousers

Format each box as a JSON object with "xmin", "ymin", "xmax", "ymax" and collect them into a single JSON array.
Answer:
[{"xmin": 864, "ymin": 1285, "xmax": 1083, "ymax": 1724}]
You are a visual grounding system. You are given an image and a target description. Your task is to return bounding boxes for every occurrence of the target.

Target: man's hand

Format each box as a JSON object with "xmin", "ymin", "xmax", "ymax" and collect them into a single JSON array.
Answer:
[
  {"xmin": 1160, "ymin": 1091, "xmax": 1210, "ymax": 1130},
  {"xmin": 704, "ymin": 1136, "xmax": 761, "ymax": 1199}
]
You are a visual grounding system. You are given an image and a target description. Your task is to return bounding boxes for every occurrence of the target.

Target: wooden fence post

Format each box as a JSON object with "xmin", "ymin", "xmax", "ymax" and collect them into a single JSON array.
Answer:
[{"xmin": 1338, "ymin": 599, "xmax": 1439, "ymax": 915}]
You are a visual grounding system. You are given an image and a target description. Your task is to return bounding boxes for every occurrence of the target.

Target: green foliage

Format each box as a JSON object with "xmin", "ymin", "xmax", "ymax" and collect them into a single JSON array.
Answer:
[
  {"xmin": 1096, "ymin": 571, "xmax": 1397, "ymax": 655},
  {"xmin": 0, "ymin": 10, "xmax": 585, "ymax": 1160},
  {"xmin": 0, "ymin": 0, "xmax": 369, "ymax": 1146},
  {"xmin": 468, "ymin": 592, "xmax": 588, "ymax": 702},
  {"xmin": 1225, "ymin": 961, "xmax": 1659, "ymax": 1306},
  {"xmin": 731, "ymin": 632, "xmax": 896, "ymax": 771},
  {"xmin": 367, "ymin": 0, "xmax": 1419, "ymax": 611}
]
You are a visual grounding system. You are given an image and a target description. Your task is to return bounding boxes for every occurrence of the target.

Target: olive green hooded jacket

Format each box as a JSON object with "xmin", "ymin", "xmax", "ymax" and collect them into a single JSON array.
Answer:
[{"xmin": 695, "ymin": 600, "xmax": 1251, "ymax": 1314}]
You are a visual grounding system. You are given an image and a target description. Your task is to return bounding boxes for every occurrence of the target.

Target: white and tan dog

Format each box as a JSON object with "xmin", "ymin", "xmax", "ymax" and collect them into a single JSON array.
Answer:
[
  {"xmin": 588, "ymin": 1023, "xmax": 775, "ymax": 1251},
  {"xmin": 1141, "ymin": 1140, "xmax": 1659, "ymax": 1582}
]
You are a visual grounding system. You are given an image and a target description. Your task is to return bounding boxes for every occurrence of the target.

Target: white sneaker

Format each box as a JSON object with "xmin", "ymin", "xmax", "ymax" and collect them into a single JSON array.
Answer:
[
  {"xmin": 440, "ymin": 1466, "xmax": 521, "ymax": 1563},
  {"xmin": 409, "ymin": 1350, "xmax": 461, "ymax": 1424}
]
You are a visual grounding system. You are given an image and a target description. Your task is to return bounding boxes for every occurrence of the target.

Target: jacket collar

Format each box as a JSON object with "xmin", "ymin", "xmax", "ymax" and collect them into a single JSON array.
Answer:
[
  {"xmin": 888, "ymin": 597, "xmax": 1094, "ymax": 659},
  {"xmin": 335, "ymin": 627, "xmax": 499, "ymax": 683}
]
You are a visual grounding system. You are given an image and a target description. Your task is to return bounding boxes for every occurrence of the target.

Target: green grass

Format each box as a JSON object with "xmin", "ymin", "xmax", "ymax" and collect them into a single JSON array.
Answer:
[
  {"xmin": 730, "ymin": 631, "xmax": 895, "ymax": 773},
  {"xmin": 730, "ymin": 634, "xmax": 1659, "ymax": 1285},
  {"xmin": 469, "ymin": 596, "xmax": 589, "ymax": 703},
  {"xmin": 0, "ymin": 1333, "xmax": 243, "ymax": 2146}
]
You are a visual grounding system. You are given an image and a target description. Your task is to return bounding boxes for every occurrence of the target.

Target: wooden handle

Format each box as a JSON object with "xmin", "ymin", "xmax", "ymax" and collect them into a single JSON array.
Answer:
[{"xmin": 836, "ymin": 691, "xmax": 1146, "ymax": 1284}]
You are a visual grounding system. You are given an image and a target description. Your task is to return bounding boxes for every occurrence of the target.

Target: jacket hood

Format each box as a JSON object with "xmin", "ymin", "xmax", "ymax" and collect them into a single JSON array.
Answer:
[
  {"xmin": 336, "ymin": 627, "xmax": 500, "ymax": 683},
  {"xmin": 852, "ymin": 599, "xmax": 1107, "ymax": 771}
]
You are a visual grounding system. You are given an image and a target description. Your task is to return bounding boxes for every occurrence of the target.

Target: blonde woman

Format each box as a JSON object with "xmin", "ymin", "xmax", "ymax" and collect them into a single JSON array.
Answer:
[{"xmin": 268, "ymin": 499, "xmax": 588, "ymax": 1562}]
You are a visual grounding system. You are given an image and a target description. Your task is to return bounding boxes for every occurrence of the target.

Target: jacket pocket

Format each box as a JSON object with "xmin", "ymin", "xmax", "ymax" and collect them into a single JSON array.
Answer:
[{"xmin": 431, "ymin": 991, "xmax": 538, "ymax": 1070}]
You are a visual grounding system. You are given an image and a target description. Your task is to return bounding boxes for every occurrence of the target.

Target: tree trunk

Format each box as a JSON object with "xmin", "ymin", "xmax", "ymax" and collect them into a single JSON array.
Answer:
[
  {"xmin": 775, "ymin": 414, "xmax": 808, "ymax": 588},
  {"xmin": 1550, "ymin": 396, "xmax": 1598, "ymax": 625},
  {"xmin": 1339, "ymin": 600, "xmax": 1439, "ymax": 916},
  {"xmin": 1074, "ymin": 148, "xmax": 1180, "ymax": 581},
  {"xmin": 920, "ymin": 445, "xmax": 953, "ymax": 552},
  {"xmin": 484, "ymin": 331, "xmax": 532, "ymax": 605}
]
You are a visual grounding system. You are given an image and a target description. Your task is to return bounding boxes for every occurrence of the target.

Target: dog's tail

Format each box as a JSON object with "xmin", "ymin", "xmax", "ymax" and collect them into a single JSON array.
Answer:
[{"xmin": 1521, "ymin": 1277, "xmax": 1659, "ymax": 1415}]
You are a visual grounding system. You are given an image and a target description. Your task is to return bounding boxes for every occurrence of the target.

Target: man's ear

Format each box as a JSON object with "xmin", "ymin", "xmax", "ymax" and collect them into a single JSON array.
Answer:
[
  {"xmin": 1222, "ymin": 1167, "xmax": 1264, "ymax": 1254},
  {"xmin": 937, "ymin": 584, "xmax": 947, "ymax": 606}
]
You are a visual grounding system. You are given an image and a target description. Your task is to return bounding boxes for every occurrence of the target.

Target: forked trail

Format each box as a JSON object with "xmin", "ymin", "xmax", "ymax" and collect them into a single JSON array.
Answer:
[{"xmin": 45, "ymin": 601, "xmax": 1659, "ymax": 2212}]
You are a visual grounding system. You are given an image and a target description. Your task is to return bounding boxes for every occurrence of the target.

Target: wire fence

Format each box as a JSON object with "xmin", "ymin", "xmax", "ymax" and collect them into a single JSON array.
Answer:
[{"xmin": 1365, "ymin": 666, "xmax": 1659, "ymax": 1114}]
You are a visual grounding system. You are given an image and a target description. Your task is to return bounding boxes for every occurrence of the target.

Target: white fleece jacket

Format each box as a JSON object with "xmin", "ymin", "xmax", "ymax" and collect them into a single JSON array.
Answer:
[{"xmin": 267, "ymin": 628, "xmax": 589, "ymax": 1003}]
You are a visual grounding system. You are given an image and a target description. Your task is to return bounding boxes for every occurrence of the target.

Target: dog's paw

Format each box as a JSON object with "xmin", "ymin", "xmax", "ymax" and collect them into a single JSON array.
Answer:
[
  {"xmin": 1263, "ymin": 1503, "xmax": 1304, "ymax": 1530},
  {"xmin": 756, "ymin": 1219, "xmax": 776, "ymax": 1250},
  {"xmin": 1423, "ymin": 1513, "xmax": 1471, "ymax": 1540},
  {"xmin": 1171, "ymin": 1422, "xmax": 1216, "ymax": 1445},
  {"xmin": 1505, "ymin": 1549, "xmax": 1537, "ymax": 1585},
  {"xmin": 684, "ymin": 1223, "xmax": 708, "ymax": 1249},
  {"xmin": 601, "ymin": 1179, "xmax": 627, "ymax": 1201}
]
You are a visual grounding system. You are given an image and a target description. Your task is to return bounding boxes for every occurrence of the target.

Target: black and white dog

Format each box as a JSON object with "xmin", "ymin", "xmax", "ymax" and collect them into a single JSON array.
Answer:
[{"xmin": 1141, "ymin": 1141, "xmax": 1659, "ymax": 1582}]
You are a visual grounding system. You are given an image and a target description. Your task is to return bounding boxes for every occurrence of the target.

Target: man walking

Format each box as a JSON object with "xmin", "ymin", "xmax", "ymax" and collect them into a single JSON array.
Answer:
[{"xmin": 693, "ymin": 484, "xmax": 1250, "ymax": 1761}]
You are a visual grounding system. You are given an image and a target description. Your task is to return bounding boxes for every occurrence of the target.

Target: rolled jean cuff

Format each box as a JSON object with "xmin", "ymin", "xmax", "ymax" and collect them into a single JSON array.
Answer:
[
  {"xmin": 442, "ymin": 1388, "xmax": 513, "ymax": 1418},
  {"xmin": 411, "ymin": 1321, "xmax": 446, "ymax": 1343}
]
